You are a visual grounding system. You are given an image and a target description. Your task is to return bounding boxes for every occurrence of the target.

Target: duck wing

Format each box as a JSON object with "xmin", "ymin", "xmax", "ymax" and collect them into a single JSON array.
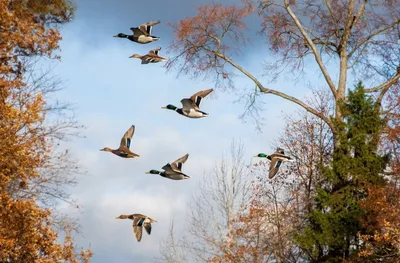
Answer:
[
  {"xmin": 148, "ymin": 47, "xmax": 161, "ymax": 56},
  {"xmin": 138, "ymin": 20, "xmax": 160, "ymax": 35},
  {"xmin": 180, "ymin": 98, "xmax": 196, "ymax": 115},
  {"xmin": 275, "ymin": 148, "xmax": 285, "ymax": 155},
  {"xmin": 119, "ymin": 125, "xmax": 135, "ymax": 150},
  {"xmin": 130, "ymin": 27, "xmax": 146, "ymax": 36},
  {"xmin": 268, "ymin": 158, "xmax": 283, "ymax": 179},
  {"xmin": 169, "ymin": 153, "xmax": 189, "ymax": 172},
  {"xmin": 133, "ymin": 225, "xmax": 143, "ymax": 242},
  {"xmin": 143, "ymin": 223, "xmax": 152, "ymax": 235},
  {"xmin": 132, "ymin": 216, "xmax": 146, "ymax": 242},
  {"xmin": 189, "ymin": 89, "xmax": 213, "ymax": 110},
  {"xmin": 161, "ymin": 163, "xmax": 175, "ymax": 174},
  {"xmin": 272, "ymin": 153, "xmax": 292, "ymax": 160}
]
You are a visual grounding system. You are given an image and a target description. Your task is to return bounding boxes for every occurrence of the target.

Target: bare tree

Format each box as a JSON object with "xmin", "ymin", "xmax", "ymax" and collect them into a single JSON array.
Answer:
[
  {"xmin": 166, "ymin": 1, "xmax": 400, "ymax": 145},
  {"xmin": 158, "ymin": 140, "xmax": 252, "ymax": 262}
]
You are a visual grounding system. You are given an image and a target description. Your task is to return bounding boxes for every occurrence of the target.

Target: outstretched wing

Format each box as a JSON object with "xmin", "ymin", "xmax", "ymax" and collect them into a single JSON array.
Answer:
[
  {"xmin": 130, "ymin": 27, "xmax": 145, "ymax": 36},
  {"xmin": 143, "ymin": 223, "xmax": 152, "ymax": 235},
  {"xmin": 133, "ymin": 225, "xmax": 143, "ymax": 242},
  {"xmin": 189, "ymin": 89, "xmax": 213, "ymax": 110},
  {"xmin": 132, "ymin": 216, "xmax": 145, "ymax": 242},
  {"xmin": 120, "ymin": 125, "xmax": 135, "ymax": 149},
  {"xmin": 170, "ymin": 153, "xmax": 189, "ymax": 172},
  {"xmin": 138, "ymin": 20, "xmax": 160, "ymax": 35},
  {"xmin": 268, "ymin": 159, "xmax": 282, "ymax": 179},
  {"xmin": 148, "ymin": 47, "xmax": 161, "ymax": 56}
]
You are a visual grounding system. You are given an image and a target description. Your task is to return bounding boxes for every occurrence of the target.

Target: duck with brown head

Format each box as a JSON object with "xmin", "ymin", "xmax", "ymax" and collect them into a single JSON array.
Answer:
[
  {"xmin": 129, "ymin": 47, "xmax": 167, "ymax": 64},
  {"xmin": 100, "ymin": 125, "xmax": 139, "ymax": 158}
]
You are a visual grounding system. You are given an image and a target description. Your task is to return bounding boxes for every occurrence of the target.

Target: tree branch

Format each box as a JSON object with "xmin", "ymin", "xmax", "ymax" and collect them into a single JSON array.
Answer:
[
  {"xmin": 208, "ymin": 47, "xmax": 336, "ymax": 134},
  {"xmin": 324, "ymin": 0, "xmax": 339, "ymax": 29},
  {"xmin": 376, "ymin": 76, "xmax": 400, "ymax": 106},
  {"xmin": 348, "ymin": 19, "xmax": 400, "ymax": 58},
  {"xmin": 283, "ymin": 0, "xmax": 337, "ymax": 99},
  {"xmin": 365, "ymin": 68, "xmax": 400, "ymax": 93},
  {"xmin": 351, "ymin": 0, "xmax": 367, "ymax": 27}
]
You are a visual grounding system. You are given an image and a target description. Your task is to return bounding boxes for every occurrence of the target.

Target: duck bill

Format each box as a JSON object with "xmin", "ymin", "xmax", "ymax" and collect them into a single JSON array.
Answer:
[
  {"xmin": 145, "ymin": 171, "xmax": 151, "ymax": 174},
  {"xmin": 161, "ymin": 106, "xmax": 167, "ymax": 109}
]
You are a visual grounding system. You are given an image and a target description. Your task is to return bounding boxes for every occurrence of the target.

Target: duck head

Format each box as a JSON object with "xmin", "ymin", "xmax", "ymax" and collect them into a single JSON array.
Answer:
[
  {"xmin": 161, "ymin": 104, "xmax": 178, "ymax": 111},
  {"xmin": 254, "ymin": 153, "xmax": 268, "ymax": 158},
  {"xmin": 129, "ymin": 54, "xmax": 142, "ymax": 59},
  {"xmin": 100, "ymin": 147, "xmax": 113, "ymax": 152},
  {"xmin": 145, "ymin": 170, "xmax": 162, "ymax": 175},
  {"xmin": 113, "ymin": 33, "xmax": 129, "ymax": 38}
]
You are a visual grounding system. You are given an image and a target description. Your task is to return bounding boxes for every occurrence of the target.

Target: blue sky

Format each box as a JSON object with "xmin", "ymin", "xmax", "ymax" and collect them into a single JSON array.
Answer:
[{"xmin": 45, "ymin": 0, "xmax": 340, "ymax": 262}]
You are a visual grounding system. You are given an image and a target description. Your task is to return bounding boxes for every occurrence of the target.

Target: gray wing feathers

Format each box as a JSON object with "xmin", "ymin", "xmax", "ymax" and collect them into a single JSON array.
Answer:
[
  {"xmin": 144, "ymin": 223, "xmax": 152, "ymax": 235},
  {"xmin": 139, "ymin": 20, "xmax": 160, "ymax": 35},
  {"xmin": 180, "ymin": 98, "xmax": 196, "ymax": 113}
]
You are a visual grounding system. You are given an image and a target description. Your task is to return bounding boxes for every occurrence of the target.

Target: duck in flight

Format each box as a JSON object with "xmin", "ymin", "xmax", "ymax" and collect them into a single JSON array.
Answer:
[
  {"xmin": 113, "ymin": 20, "xmax": 160, "ymax": 44},
  {"xmin": 162, "ymin": 89, "xmax": 213, "ymax": 118},
  {"xmin": 254, "ymin": 148, "xmax": 293, "ymax": 179},
  {"xmin": 115, "ymin": 213, "xmax": 157, "ymax": 242},
  {"xmin": 145, "ymin": 153, "xmax": 191, "ymax": 180},
  {"xmin": 100, "ymin": 125, "xmax": 140, "ymax": 158},
  {"xmin": 129, "ymin": 47, "xmax": 167, "ymax": 64}
]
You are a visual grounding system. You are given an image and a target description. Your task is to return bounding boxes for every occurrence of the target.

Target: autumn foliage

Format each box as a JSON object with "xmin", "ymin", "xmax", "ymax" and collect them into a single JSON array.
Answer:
[
  {"xmin": 167, "ymin": 3, "xmax": 254, "ymax": 79},
  {"xmin": 0, "ymin": 0, "xmax": 92, "ymax": 262},
  {"xmin": 354, "ymin": 184, "xmax": 400, "ymax": 262}
]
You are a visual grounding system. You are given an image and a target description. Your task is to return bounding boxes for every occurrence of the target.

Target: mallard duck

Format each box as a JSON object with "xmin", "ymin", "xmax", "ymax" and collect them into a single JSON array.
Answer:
[
  {"xmin": 161, "ymin": 89, "xmax": 213, "ymax": 118},
  {"xmin": 254, "ymin": 148, "xmax": 293, "ymax": 179},
  {"xmin": 145, "ymin": 153, "xmax": 191, "ymax": 180},
  {"xmin": 113, "ymin": 20, "xmax": 160, "ymax": 44},
  {"xmin": 129, "ymin": 47, "xmax": 167, "ymax": 64},
  {"xmin": 100, "ymin": 125, "xmax": 140, "ymax": 158},
  {"xmin": 116, "ymin": 213, "xmax": 157, "ymax": 242}
]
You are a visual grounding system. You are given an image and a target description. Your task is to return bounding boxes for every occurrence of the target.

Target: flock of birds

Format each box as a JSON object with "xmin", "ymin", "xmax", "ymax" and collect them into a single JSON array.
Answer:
[{"xmin": 102, "ymin": 20, "xmax": 294, "ymax": 243}]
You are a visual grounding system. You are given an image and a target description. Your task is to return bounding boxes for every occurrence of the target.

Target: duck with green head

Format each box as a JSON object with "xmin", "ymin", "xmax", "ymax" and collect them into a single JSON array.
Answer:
[
  {"xmin": 100, "ymin": 125, "xmax": 140, "ymax": 158},
  {"xmin": 145, "ymin": 153, "xmax": 191, "ymax": 180},
  {"xmin": 254, "ymin": 148, "xmax": 293, "ymax": 179},
  {"xmin": 162, "ymin": 89, "xmax": 213, "ymax": 118},
  {"xmin": 115, "ymin": 213, "xmax": 157, "ymax": 242},
  {"xmin": 113, "ymin": 20, "xmax": 160, "ymax": 44}
]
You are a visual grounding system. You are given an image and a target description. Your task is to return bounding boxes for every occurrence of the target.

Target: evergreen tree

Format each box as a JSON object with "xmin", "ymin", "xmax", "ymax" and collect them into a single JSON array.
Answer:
[{"xmin": 295, "ymin": 82, "xmax": 388, "ymax": 262}]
